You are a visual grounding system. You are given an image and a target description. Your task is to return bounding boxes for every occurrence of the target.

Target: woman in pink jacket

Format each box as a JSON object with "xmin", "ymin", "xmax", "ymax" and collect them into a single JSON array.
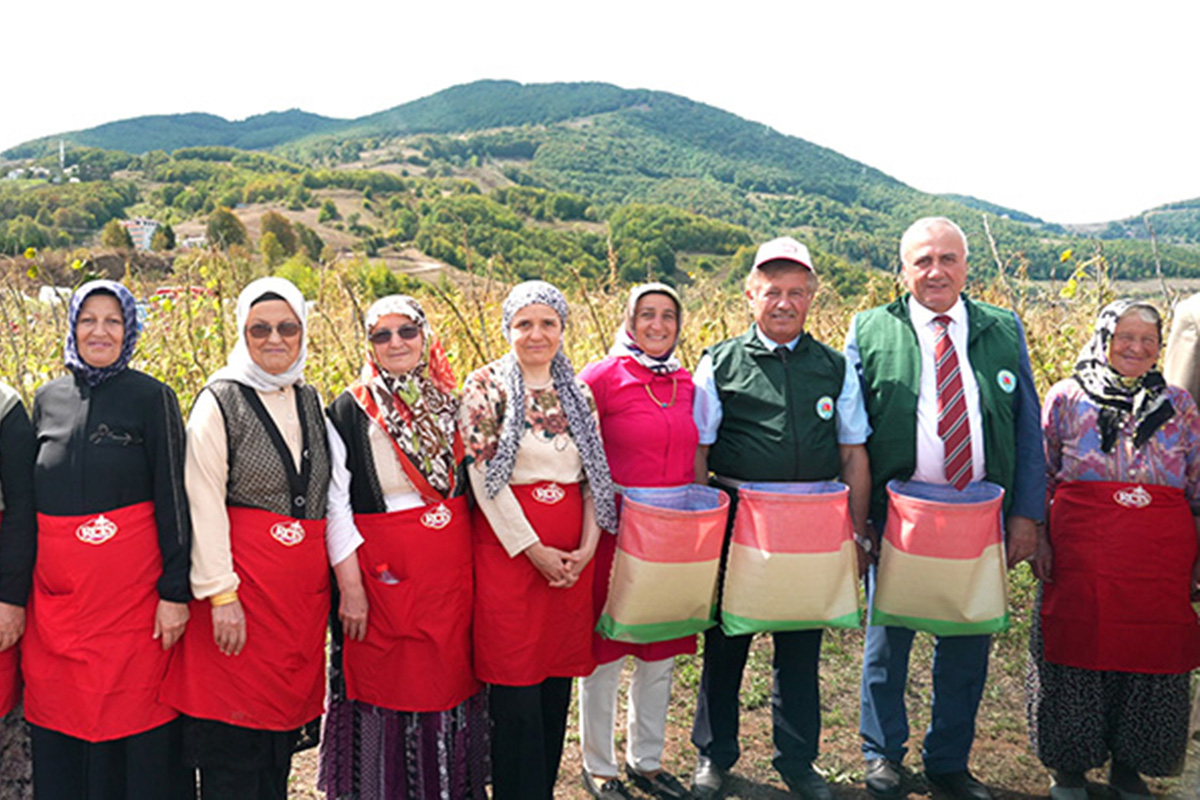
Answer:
[{"xmin": 577, "ymin": 283, "xmax": 699, "ymax": 800}]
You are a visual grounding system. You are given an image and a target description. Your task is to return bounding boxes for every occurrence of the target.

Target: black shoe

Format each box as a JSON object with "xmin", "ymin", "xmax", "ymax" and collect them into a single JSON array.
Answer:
[
  {"xmin": 864, "ymin": 758, "xmax": 904, "ymax": 799},
  {"xmin": 780, "ymin": 765, "xmax": 833, "ymax": 800},
  {"xmin": 691, "ymin": 756, "xmax": 724, "ymax": 800},
  {"xmin": 583, "ymin": 769, "xmax": 633, "ymax": 800},
  {"xmin": 628, "ymin": 768, "xmax": 694, "ymax": 799},
  {"xmin": 925, "ymin": 770, "xmax": 992, "ymax": 800}
]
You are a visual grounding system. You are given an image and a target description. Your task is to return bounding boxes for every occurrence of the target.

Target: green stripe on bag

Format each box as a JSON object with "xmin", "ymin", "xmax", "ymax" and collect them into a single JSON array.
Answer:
[
  {"xmin": 595, "ymin": 613, "xmax": 716, "ymax": 644},
  {"xmin": 868, "ymin": 606, "xmax": 1010, "ymax": 636},
  {"xmin": 720, "ymin": 608, "xmax": 861, "ymax": 636}
]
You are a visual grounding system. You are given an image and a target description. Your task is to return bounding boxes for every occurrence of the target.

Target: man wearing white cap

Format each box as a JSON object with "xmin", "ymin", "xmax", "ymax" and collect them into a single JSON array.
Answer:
[
  {"xmin": 690, "ymin": 236, "xmax": 872, "ymax": 799},
  {"xmin": 847, "ymin": 217, "xmax": 1044, "ymax": 800}
]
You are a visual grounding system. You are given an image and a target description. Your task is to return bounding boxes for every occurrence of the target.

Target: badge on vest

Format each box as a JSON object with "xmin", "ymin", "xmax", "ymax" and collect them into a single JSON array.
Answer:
[
  {"xmin": 421, "ymin": 504, "xmax": 453, "ymax": 529},
  {"xmin": 1113, "ymin": 485, "xmax": 1152, "ymax": 509},
  {"xmin": 76, "ymin": 514, "xmax": 117, "ymax": 545},
  {"xmin": 532, "ymin": 483, "xmax": 566, "ymax": 505},
  {"xmin": 270, "ymin": 520, "xmax": 306, "ymax": 546},
  {"xmin": 996, "ymin": 369, "xmax": 1017, "ymax": 394},
  {"xmin": 815, "ymin": 396, "xmax": 835, "ymax": 421}
]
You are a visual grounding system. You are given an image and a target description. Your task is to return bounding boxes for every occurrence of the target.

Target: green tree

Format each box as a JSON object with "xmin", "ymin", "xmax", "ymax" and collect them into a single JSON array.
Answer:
[
  {"xmin": 206, "ymin": 207, "xmax": 248, "ymax": 249},
  {"xmin": 260, "ymin": 231, "xmax": 286, "ymax": 267},
  {"xmin": 260, "ymin": 210, "xmax": 298, "ymax": 255},
  {"xmin": 151, "ymin": 223, "xmax": 176, "ymax": 252},
  {"xmin": 317, "ymin": 199, "xmax": 340, "ymax": 223},
  {"xmin": 294, "ymin": 222, "xmax": 325, "ymax": 261},
  {"xmin": 101, "ymin": 219, "xmax": 133, "ymax": 249}
]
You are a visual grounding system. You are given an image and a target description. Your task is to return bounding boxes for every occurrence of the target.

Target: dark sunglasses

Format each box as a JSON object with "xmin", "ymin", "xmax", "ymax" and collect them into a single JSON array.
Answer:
[
  {"xmin": 369, "ymin": 325, "xmax": 421, "ymax": 344},
  {"xmin": 246, "ymin": 321, "xmax": 302, "ymax": 340}
]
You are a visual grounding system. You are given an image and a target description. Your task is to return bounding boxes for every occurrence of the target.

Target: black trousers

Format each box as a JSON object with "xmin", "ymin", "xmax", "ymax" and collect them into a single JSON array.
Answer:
[
  {"xmin": 690, "ymin": 625, "xmax": 824, "ymax": 778},
  {"xmin": 183, "ymin": 716, "xmax": 297, "ymax": 800},
  {"xmin": 30, "ymin": 718, "xmax": 192, "ymax": 800},
  {"xmin": 489, "ymin": 678, "xmax": 573, "ymax": 800}
]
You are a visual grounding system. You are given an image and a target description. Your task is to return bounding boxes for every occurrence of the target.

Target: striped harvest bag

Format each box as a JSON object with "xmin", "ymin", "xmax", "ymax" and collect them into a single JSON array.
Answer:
[
  {"xmin": 871, "ymin": 480, "xmax": 1008, "ymax": 635},
  {"xmin": 596, "ymin": 485, "xmax": 729, "ymax": 644},
  {"xmin": 720, "ymin": 481, "xmax": 860, "ymax": 635}
]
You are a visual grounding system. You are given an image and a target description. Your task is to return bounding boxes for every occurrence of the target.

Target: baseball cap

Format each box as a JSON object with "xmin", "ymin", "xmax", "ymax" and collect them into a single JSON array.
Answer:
[{"xmin": 752, "ymin": 236, "xmax": 815, "ymax": 273}]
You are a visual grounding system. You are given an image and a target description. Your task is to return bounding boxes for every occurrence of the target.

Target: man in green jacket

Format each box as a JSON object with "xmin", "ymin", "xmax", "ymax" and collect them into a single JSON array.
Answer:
[
  {"xmin": 690, "ymin": 236, "xmax": 872, "ymax": 800},
  {"xmin": 847, "ymin": 217, "xmax": 1045, "ymax": 800}
]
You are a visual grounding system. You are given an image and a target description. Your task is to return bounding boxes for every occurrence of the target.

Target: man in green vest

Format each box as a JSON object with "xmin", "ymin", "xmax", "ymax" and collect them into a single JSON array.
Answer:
[
  {"xmin": 847, "ymin": 217, "xmax": 1045, "ymax": 800},
  {"xmin": 690, "ymin": 236, "xmax": 872, "ymax": 800}
]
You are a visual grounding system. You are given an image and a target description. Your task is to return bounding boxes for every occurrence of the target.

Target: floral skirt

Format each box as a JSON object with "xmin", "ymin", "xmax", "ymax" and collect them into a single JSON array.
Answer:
[
  {"xmin": 318, "ymin": 693, "xmax": 489, "ymax": 800},
  {"xmin": 0, "ymin": 705, "xmax": 31, "ymax": 800},
  {"xmin": 1026, "ymin": 588, "xmax": 1190, "ymax": 776}
]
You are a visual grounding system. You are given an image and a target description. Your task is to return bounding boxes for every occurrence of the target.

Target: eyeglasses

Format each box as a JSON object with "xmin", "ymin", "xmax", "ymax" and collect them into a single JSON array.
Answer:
[
  {"xmin": 246, "ymin": 321, "xmax": 302, "ymax": 340},
  {"xmin": 369, "ymin": 325, "xmax": 421, "ymax": 345}
]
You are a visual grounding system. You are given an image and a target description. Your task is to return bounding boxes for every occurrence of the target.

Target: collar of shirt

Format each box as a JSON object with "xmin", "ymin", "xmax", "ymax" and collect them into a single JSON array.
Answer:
[
  {"xmin": 753, "ymin": 325, "xmax": 801, "ymax": 351},
  {"xmin": 908, "ymin": 295, "xmax": 967, "ymax": 334}
]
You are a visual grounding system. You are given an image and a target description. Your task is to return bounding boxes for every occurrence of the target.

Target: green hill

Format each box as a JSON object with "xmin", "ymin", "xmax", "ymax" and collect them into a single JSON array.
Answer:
[{"xmin": 4, "ymin": 80, "xmax": 1200, "ymax": 285}]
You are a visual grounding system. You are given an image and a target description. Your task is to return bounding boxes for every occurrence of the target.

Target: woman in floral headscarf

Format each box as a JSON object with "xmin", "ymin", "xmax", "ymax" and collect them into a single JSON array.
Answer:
[
  {"xmin": 319, "ymin": 295, "xmax": 487, "ymax": 799},
  {"xmin": 1027, "ymin": 299, "xmax": 1200, "ymax": 800},
  {"xmin": 27, "ymin": 280, "xmax": 192, "ymax": 799},
  {"xmin": 458, "ymin": 280, "xmax": 617, "ymax": 800}
]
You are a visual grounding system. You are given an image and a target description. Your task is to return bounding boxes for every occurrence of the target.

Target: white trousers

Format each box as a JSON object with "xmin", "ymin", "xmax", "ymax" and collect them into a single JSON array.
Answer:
[{"xmin": 578, "ymin": 655, "xmax": 675, "ymax": 778}]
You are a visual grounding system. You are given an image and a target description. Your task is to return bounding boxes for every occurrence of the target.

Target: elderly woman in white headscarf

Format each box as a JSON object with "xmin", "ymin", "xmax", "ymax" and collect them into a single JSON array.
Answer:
[
  {"xmin": 161, "ymin": 277, "xmax": 354, "ymax": 800},
  {"xmin": 319, "ymin": 295, "xmax": 487, "ymax": 799},
  {"xmin": 458, "ymin": 280, "xmax": 617, "ymax": 800}
]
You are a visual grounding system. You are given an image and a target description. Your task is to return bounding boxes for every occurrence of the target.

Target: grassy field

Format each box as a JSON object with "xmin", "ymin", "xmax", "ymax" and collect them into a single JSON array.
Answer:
[{"xmin": 1, "ymin": 247, "xmax": 1197, "ymax": 798}]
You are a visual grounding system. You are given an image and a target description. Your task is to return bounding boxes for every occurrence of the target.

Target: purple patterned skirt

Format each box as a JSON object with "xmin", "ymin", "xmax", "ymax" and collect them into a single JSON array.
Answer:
[{"xmin": 318, "ymin": 692, "xmax": 489, "ymax": 800}]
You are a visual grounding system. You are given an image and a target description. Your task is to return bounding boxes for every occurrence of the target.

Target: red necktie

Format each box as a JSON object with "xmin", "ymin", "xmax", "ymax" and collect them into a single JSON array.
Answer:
[{"xmin": 934, "ymin": 315, "xmax": 973, "ymax": 490}]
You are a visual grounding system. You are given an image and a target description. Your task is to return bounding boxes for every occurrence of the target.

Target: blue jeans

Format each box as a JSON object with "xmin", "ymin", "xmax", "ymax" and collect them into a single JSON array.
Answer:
[{"xmin": 859, "ymin": 567, "xmax": 992, "ymax": 774}]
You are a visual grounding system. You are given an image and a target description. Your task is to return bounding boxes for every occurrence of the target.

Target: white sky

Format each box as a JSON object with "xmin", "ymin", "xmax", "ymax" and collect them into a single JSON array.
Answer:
[{"xmin": 5, "ymin": 0, "xmax": 1197, "ymax": 224}]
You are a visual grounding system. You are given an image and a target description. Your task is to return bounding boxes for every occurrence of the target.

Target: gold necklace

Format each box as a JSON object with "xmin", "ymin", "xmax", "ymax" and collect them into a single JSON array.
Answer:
[{"xmin": 644, "ymin": 377, "xmax": 678, "ymax": 409}]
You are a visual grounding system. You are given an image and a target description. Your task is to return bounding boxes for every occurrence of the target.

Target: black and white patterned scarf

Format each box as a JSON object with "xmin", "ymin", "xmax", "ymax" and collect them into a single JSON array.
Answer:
[
  {"xmin": 484, "ymin": 281, "xmax": 618, "ymax": 532},
  {"xmin": 1073, "ymin": 298, "xmax": 1174, "ymax": 453}
]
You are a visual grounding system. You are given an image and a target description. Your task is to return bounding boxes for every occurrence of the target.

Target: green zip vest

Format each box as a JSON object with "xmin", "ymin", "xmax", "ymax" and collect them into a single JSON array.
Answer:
[
  {"xmin": 853, "ymin": 296, "xmax": 1021, "ymax": 523},
  {"xmin": 707, "ymin": 327, "xmax": 843, "ymax": 482}
]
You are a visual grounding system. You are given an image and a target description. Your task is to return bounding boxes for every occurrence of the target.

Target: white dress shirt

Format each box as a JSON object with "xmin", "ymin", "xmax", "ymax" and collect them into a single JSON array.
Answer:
[{"xmin": 908, "ymin": 296, "xmax": 986, "ymax": 484}]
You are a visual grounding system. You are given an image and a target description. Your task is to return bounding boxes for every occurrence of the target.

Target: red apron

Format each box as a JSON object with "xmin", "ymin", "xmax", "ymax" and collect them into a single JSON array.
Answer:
[
  {"xmin": 473, "ymin": 481, "xmax": 595, "ymax": 685},
  {"xmin": 343, "ymin": 495, "xmax": 479, "ymax": 712},
  {"xmin": 0, "ymin": 513, "xmax": 18, "ymax": 718},
  {"xmin": 23, "ymin": 502, "xmax": 176, "ymax": 741},
  {"xmin": 161, "ymin": 506, "xmax": 329, "ymax": 730},
  {"xmin": 1043, "ymin": 480, "xmax": 1200, "ymax": 673}
]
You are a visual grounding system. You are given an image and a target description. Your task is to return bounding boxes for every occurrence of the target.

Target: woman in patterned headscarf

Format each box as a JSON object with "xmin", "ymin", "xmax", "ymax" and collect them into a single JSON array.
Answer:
[
  {"xmin": 458, "ymin": 280, "xmax": 617, "ymax": 800},
  {"xmin": 1027, "ymin": 299, "xmax": 1200, "ymax": 799},
  {"xmin": 161, "ymin": 277, "xmax": 351, "ymax": 799},
  {"xmin": 319, "ymin": 295, "xmax": 487, "ymax": 799},
  {"xmin": 27, "ymin": 280, "xmax": 192, "ymax": 799}
]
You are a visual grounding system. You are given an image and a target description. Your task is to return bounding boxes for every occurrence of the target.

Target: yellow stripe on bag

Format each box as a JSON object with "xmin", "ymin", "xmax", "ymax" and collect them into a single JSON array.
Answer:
[
  {"xmin": 606, "ymin": 551, "xmax": 720, "ymax": 626},
  {"xmin": 722, "ymin": 541, "xmax": 859, "ymax": 623},
  {"xmin": 873, "ymin": 539, "xmax": 1007, "ymax": 625}
]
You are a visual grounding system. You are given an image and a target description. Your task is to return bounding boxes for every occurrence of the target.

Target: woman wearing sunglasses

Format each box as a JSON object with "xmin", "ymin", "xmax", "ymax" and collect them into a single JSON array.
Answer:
[
  {"xmin": 319, "ymin": 295, "xmax": 487, "ymax": 799},
  {"xmin": 162, "ymin": 277, "xmax": 350, "ymax": 799}
]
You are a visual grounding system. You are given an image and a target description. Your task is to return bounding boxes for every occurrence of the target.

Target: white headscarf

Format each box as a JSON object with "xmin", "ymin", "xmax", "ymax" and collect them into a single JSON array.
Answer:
[{"xmin": 207, "ymin": 277, "xmax": 308, "ymax": 392}]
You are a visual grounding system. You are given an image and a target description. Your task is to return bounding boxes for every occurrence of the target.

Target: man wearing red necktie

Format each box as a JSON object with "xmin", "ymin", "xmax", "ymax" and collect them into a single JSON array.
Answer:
[{"xmin": 845, "ymin": 217, "xmax": 1045, "ymax": 800}]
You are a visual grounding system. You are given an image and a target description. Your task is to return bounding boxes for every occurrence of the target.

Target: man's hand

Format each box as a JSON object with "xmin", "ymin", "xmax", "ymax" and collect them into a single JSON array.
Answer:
[{"xmin": 1005, "ymin": 516, "xmax": 1038, "ymax": 569}]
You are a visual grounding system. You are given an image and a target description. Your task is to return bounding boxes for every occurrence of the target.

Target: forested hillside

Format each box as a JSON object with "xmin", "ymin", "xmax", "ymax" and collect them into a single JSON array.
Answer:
[{"xmin": 3, "ymin": 80, "xmax": 1199, "ymax": 287}]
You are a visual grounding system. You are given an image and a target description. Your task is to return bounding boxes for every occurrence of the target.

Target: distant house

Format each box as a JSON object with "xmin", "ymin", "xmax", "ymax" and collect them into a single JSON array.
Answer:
[
  {"xmin": 4, "ymin": 168, "xmax": 25, "ymax": 181},
  {"xmin": 178, "ymin": 234, "xmax": 209, "ymax": 250},
  {"xmin": 121, "ymin": 217, "xmax": 161, "ymax": 251}
]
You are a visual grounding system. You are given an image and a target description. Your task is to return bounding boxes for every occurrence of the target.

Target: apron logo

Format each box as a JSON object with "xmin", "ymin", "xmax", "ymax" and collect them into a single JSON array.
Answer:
[
  {"xmin": 270, "ymin": 520, "xmax": 306, "ymax": 546},
  {"xmin": 997, "ymin": 369, "xmax": 1017, "ymax": 394},
  {"xmin": 421, "ymin": 504, "xmax": 453, "ymax": 529},
  {"xmin": 815, "ymin": 396, "xmax": 835, "ymax": 421},
  {"xmin": 76, "ymin": 514, "xmax": 118, "ymax": 545},
  {"xmin": 1113, "ymin": 485, "xmax": 1152, "ymax": 509},
  {"xmin": 532, "ymin": 482, "xmax": 566, "ymax": 505}
]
